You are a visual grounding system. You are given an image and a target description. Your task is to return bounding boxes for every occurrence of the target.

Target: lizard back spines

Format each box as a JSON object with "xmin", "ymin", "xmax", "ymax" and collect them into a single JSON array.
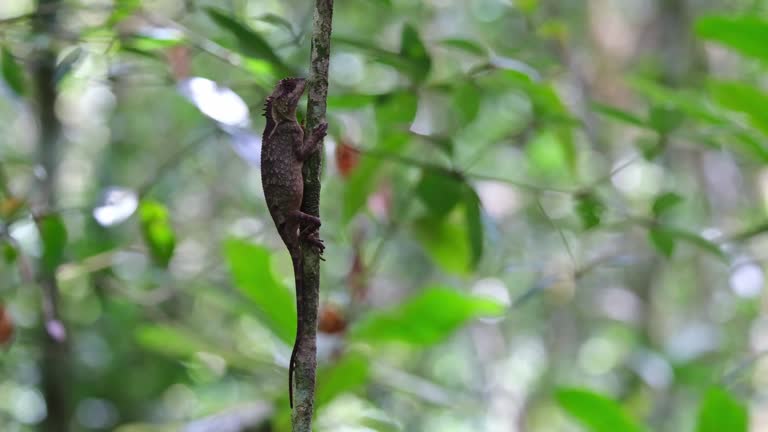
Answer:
[{"xmin": 262, "ymin": 96, "xmax": 275, "ymax": 144}]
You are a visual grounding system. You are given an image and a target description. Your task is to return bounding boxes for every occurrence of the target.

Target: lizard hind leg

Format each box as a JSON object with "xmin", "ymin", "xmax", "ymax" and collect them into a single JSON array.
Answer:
[
  {"xmin": 290, "ymin": 211, "xmax": 325, "ymax": 254},
  {"xmin": 291, "ymin": 210, "xmax": 321, "ymax": 230}
]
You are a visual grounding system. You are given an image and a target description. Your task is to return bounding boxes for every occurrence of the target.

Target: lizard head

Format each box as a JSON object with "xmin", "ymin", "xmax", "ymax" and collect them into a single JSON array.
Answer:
[{"xmin": 270, "ymin": 77, "xmax": 306, "ymax": 121}]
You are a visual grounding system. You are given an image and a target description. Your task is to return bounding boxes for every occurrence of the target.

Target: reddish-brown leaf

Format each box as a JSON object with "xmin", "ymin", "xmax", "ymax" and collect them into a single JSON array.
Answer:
[
  {"xmin": 0, "ymin": 197, "xmax": 25, "ymax": 220},
  {"xmin": 0, "ymin": 305, "xmax": 14, "ymax": 345},
  {"xmin": 166, "ymin": 45, "xmax": 190, "ymax": 80},
  {"xmin": 318, "ymin": 304, "xmax": 347, "ymax": 334},
  {"xmin": 335, "ymin": 139, "xmax": 360, "ymax": 177}
]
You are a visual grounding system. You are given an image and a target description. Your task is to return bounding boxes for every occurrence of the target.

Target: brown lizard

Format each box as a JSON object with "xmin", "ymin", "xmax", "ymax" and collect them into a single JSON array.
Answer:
[{"xmin": 261, "ymin": 77, "xmax": 327, "ymax": 408}]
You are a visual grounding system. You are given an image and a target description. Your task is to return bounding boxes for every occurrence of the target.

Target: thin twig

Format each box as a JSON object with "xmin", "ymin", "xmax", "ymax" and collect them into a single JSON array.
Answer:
[
  {"xmin": 365, "ymin": 186, "xmax": 419, "ymax": 278},
  {"xmin": 722, "ymin": 222, "xmax": 768, "ymax": 243},
  {"xmin": 142, "ymin": 13, "xmax": 274, "ymax": 90},
  {"xmin": 138, "ymin": 128, "xmax": 215, "ymax": 198},
  {"xmin": 535, "ymin": 197, "xmax": 576, "ymax": 266},
  {"xmin": 350, "ymin": 144, "xmax": 575, "ymax": 193}
]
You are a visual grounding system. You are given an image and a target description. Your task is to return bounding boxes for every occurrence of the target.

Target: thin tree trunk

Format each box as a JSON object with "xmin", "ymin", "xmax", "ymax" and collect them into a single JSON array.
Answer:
[
  {"xmin": 292, "ymin": 1, "xmax": 334, "ymax": 431},
  {"xmin": 33, "ymin": 1, "xmax": 72, "ymax": 431}
]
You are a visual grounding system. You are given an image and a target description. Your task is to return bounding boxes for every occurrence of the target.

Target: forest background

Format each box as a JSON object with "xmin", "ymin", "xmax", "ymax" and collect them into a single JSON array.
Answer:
[{"xmin": 1, "ymin": 0, "xmax": 768, "ymax": 431}]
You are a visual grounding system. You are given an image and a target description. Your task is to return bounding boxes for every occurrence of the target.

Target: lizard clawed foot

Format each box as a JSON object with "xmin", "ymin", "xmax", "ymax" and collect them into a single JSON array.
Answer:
[
  {"xmin": 313, "ymin": 121, "xmax": 328, "ymax": 139},
  {"xmin": 302, "ymin": 232, "xmax": 325, "ymax": 257}
]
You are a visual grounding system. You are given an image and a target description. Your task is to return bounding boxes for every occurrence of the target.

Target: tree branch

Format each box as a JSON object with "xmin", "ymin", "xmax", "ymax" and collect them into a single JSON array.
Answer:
[
  {"xmin": 32, "ymin": 0, "xmax": 72, "ymax": 430},
  {"xmin": 293, "ymin": 1, "xmax": 333, "ymax": 430}
]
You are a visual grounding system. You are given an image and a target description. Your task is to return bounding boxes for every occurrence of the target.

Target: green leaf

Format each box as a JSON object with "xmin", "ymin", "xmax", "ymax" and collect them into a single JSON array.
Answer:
[
  {"xmin": 375, "ymin": 90, "xmax": 418, "ymax": 126},
  {"xmin": 453, "ymin": 81, "xmax": 482, "ymax": 124},
  {"xmin": 350, "ymin": 286, "xmax": 503, "ymax": 345},
  {"xmin": 342, "ymin": 134, "xmax": 409, "ymax": 223},
  {"xmin": 497, "ymin": 68, "xmax": 535, "ymax": 86},
  {"xmin": 463, "ymin": 185, "xmax": 483, "ymax": 267},
  {"xmin": 413, "ymin": 184, "xmax": 484, "ymax": 273},
  {"xmin": 327, "ymin": 93, "xmax": 376, "ymax": 110},
  {"xmin": 527, "ymin": 82, "xmax": 572, "ymax": 121},
  {"xmin": 592, "ymin": 102, "xmax": 649, "ymax": 128},
  {"xmin": 3, "ymin": 242, "xmax": 18, "ymax": 264},
  {"xmin": 636, "ymin": 136, "xmax": 664, "ymax": 161},
  {"xmin": 254, "ymin": 13, "xmax": 296, "ymax": 36},
  {"xmin": 127, "ymin": 32, "xmax": 184, "ymax": 52},
  {"xmin": 119, "ymin": 46, "xmax": 162, "ymax": 60},
  {"xmin": 414, "ymin": 215, "xmax": 472, "ymax": 274},
  {"xmin": 37, "ymin": 214, "xmax": 67, "ymax": 273},
  {"xmin": 526, "ymin": 129, "xmax": 570, "ymax": 178},
  {"xmin": 416, "ymin": 171, "xmax": 463, "ymax": 218},
  {"xmin": 439, "ymin": 38, "xmax": 487, "ymax": 57},
  {"xmin": 139, "ymin": 200, "xmax": 176, "ymax": 268},
  {"xmin": 342, "ymin": 155, "xmax": 383, "ymax": 223},
  {"xmin": 649, "ymin": 227, "xmax": 725, "ymax": 260},
  {"xmin": 695, "ymin": 15, "xmax": 768, "ymax": 63},
  {"xmin": 731, "ymin": 131, "xmax": 768, "ymax": 163},
  {"xmin": 710, "ymin": 81, "xmax": 768, "ymax": 136},
  {"xmin": 224, "ymin": 238, "xmax": 295, "ymax": 344},
  {"xmin": 652, "ymin": 192, "xmax": 683, "ymax": 218},
  {"xmin": 316, "ymin": 352, "xmax": 370, "ymax": 408},
  {"xmin": 431, "ymin": 137, "xmax": 455, "ymax": 157},
  {"xmin": 557, "ymin": 126, "xmax": 577, "ymax": 173},
  {"xmin": 666, "ymin": 229, "xmax": 725, "ymax": 260},
  {"xmin": 107, "ymin": 0, "xmax": 142, "ymax": 26},
  {"xmin": 649, "ymin": 227, "xmax": 676, "ymax": 258},
  {"xmin": 135, "ymin": 325, "xmax": 210, "ymax": 358},
  {"xmin": 629, "ymin": 78, "xmax": 723, "ymax": 125},
  {"xmin": 342, "ymin": 92, "xmax": 416, "ymax": 222},
  {"xmin": 516, "ymin": 0, "xmax": 539, "ymax": 14},
  {"xmin": 333, "ymin": 36, "xmax": 427, "ymax": 83},
  {"xmin": 2, "ymin": 47, "xmax": 25, "ymax": 97},
  {"xmin": 53, "ymin": 48, "xmax": 84, "ymax": 84},
  {"xmin": 695, "ymin": 387, "xmax": 747, "ymax": 432},
  {"xmin": 205, "ymin": 7, "xmax": 289, "ymax": 74},
  {"xmin": 400, "ymin": 24, "xmax": 431, "ymax": 83},
  {"xmin": 648, "ymin": 106, "xmax": 685, "ymax": 134},
  {"xmin": 576, "ymin": 193, "xmax": 604, "ymax": 230},
  {"xmin": 556, "ymin": 388, "xmax": 646, "ymax": 432}
]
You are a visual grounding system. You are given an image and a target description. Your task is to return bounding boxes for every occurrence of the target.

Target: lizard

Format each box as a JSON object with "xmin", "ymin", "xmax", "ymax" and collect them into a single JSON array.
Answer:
[{"xmin": 261, "ymin": 77, "xmax": 327, "ymax": 408}]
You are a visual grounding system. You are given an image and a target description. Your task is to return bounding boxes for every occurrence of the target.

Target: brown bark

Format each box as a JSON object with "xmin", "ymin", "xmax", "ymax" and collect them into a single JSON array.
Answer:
[{"xmin": 292, "ymin": 1, "xmax": 334, "ymax": 431}]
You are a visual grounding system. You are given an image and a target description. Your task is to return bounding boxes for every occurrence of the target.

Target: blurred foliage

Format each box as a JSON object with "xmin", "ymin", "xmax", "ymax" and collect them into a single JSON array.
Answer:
[{"xmin": 1, "ymin": 0, "xmax": 768, "ymax": 431}]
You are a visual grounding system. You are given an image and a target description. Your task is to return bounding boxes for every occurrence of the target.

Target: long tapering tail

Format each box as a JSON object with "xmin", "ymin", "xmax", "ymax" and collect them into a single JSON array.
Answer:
[{"xmin": 288, "ymin": 249, "xmax": 304, "ymax": 408}]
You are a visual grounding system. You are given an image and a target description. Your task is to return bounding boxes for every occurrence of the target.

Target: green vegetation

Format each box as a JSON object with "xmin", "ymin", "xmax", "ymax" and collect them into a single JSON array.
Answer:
[{"xmin": 1, "ymin": 0, "xmax": 767, "ymax": 431}]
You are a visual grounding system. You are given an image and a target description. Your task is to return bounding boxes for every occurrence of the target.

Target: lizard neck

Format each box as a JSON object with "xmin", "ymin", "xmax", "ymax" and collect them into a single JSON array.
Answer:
[
  {"xmin": 274, "ymin": 109, "xmax": 298, "ymax": 124},
  {"xmin": 262, "ymin": 97, "xmax": 299, "ymax": 140}
]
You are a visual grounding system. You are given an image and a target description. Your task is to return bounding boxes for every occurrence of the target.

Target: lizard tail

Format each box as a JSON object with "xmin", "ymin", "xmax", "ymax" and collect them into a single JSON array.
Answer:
[{"xmin": 288, "ymin": 249, "xmax": 304, "ymax": 409}]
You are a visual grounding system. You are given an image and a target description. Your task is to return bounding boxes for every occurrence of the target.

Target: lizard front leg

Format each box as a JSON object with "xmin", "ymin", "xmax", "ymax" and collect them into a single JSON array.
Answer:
[{"xmin": 295, "ymin": 121, "xmax": 328, "ymax": 161}]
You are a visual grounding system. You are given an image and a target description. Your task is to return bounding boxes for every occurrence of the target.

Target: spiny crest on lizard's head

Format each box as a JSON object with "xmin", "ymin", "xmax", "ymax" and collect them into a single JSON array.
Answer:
[{"xmin": 269, "ymin": 77, "xmax": 306, "ymax": 120}]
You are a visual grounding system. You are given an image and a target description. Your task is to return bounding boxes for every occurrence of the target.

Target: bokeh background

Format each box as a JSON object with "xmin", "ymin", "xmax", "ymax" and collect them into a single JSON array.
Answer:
[{"xmin": 1, "ymin": 0, "xmax": 768, "ymax": 431}]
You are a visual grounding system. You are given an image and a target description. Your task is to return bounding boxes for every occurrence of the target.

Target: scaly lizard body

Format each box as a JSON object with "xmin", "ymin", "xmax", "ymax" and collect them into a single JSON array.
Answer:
[{"xmin": 261, "ymin": 77, "xmax": 326, "ymax": 408}]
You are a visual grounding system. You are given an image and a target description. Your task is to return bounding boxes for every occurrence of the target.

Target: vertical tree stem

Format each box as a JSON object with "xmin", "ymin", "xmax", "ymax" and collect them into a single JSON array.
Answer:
[
  {"xmin": 293, "ymin": 0, "xmax": 333, "ymax": 431},
  {"xmin": 33, "ymin": 0, "xmax": 71, "ymax": 430}
]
